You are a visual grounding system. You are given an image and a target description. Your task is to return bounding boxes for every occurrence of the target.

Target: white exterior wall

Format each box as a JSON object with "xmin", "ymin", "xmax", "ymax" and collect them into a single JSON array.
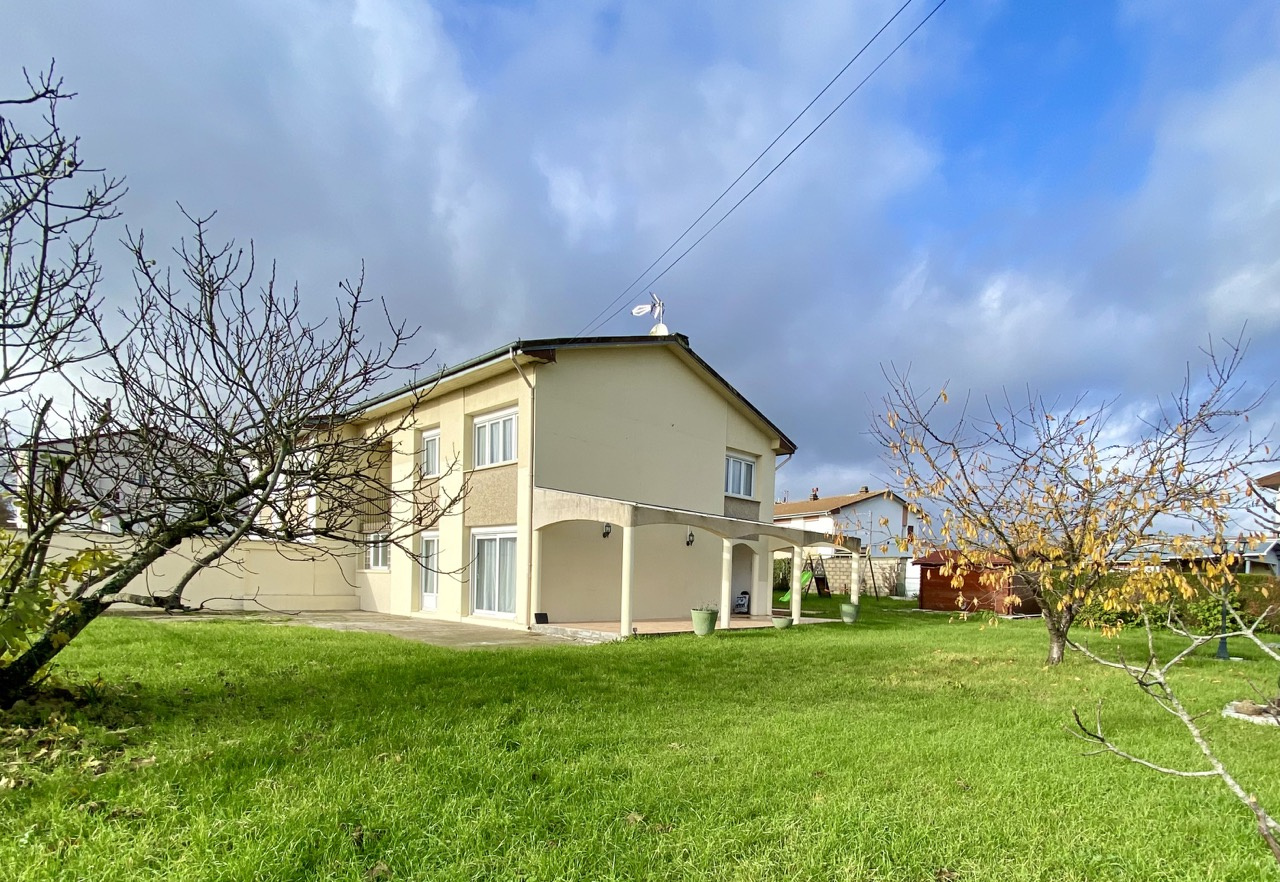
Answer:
[{"xmin": 836, "ymin": 497, "xmax": 914, "ymax": 558}]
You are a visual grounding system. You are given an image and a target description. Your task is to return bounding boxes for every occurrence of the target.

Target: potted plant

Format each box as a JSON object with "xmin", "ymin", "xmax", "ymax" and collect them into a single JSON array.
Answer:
[
  {"xmin": 771, "ymin": 613, "xmax": 793, "ymax": 629},
  {"xmin": 840, "ymin": 598, "xmax": 859, "ymax": 624},
  {"xmin": 690, "ymin": 603, "xmax": 718, "ymax": 636}
]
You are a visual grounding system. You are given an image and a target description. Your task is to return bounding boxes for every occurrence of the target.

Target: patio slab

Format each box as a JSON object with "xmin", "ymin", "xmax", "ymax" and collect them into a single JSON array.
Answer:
[
  {"xmin": 107, "ymin": 609, "xmax": 572, "ymax": 649},
  {"xmin": 533, "ymin": 614, "xmax": 838, "ymax": 642}
]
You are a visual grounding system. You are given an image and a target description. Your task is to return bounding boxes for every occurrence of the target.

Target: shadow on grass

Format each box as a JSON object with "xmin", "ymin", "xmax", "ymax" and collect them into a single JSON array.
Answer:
[{"xmin": 58, "ymin": 599, "xmax": 1035, "ymax": 739}]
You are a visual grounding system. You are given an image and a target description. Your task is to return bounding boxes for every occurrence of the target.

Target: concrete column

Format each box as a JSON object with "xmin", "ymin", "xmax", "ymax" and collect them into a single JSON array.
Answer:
[
  {"xmin": 750, "ymin": 545, "xmax": 761, "ymax": 616},
  {"xmin": 791, "ymin": 545, "xmax": 803, "ymax": 624},
  {"xmin": 620, "ymin": 525, "xmax": 635, "ymax": 638},
  {"xmin": 529, "ymin": 527, "xmax": 543, "ymax": 621},
  {"xmin": 720, "ymin": 538, "xmax": 734, "ymax": 629},
  {"xmin": 850, "ymin": 550, "xmax": 861, "ymax": 614}
]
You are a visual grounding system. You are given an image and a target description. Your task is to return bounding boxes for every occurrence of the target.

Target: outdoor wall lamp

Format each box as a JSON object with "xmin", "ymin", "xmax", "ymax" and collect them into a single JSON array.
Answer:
[
  {"xmin": 602, "ymin": 523, "xmax": 612, "ymax": 539},
  {"xmin": 686, "ymin": 530, "xmax": 695, "ymax": 547}
]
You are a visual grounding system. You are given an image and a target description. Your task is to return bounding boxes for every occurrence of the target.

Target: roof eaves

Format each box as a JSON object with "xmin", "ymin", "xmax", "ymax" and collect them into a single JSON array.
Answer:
[{"xmin": 350, "ymin": 333, "xmax": 798, "ymax": 455}]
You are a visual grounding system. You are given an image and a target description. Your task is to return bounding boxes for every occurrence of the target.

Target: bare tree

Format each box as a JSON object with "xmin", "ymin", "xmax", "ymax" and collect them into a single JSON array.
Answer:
[
  {"xmin": 873, "ymin": 338, "xmax": 1268, "ymax": 665},
  {"xmin": 1069, "ymin": 606, "xmax": 1280, "ymax": 865},
  {"xmin": 1, "ymin": 64, "xmax": 122, "ymax": 391},
  {"xmin": 0, "ymin": 70, "xmax": 460, "ymax": 706}
]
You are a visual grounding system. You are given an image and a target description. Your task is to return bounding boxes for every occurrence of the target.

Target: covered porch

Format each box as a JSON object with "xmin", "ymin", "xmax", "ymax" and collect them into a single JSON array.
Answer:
[
  {"xmin": 533, "ymin": 614, "xmax": 837, "ymax": 643},
  {"xmin": 529, "ymin": 487, "xmax": 858, "ymax": 639}
]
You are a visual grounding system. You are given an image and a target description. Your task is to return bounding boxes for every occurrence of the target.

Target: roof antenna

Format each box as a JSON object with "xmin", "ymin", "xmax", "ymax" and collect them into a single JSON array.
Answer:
[{"xmin": 631, "ymin": 292, "xmax": 668, "ymax": 336}]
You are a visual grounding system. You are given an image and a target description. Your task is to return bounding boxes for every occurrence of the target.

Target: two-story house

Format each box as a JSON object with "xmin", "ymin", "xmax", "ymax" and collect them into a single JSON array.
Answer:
[
  {"xmin": 52, "ymin": 335, "xmax": 851, "ymax": 636},
  {"xmin": 338, "ymin": 334, "xmax": 850, "ymax": 636}
]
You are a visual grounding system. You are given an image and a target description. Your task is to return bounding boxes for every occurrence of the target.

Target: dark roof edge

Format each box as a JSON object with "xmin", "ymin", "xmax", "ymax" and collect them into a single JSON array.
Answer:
[{"xmin": 353, "ymin": 334, "xmax": 797, "ymax": 455}]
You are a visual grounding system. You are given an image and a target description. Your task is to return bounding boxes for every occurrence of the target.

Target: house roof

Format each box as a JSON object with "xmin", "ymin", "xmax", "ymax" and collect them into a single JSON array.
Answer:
[
  {"xmin": 913, "ymin": 549, "xmax": 1011, "ymax": 568},
  {"xmin": 773, "ymin": 488, "xmax": 906, "ymax": 519},
  {"xmin": 1257, "ymin": 469, "xmax": 1280, "ymax": 490},
  {"xmin": 354, "ymin": 334, "xmax": 798, "ymax": 455}
]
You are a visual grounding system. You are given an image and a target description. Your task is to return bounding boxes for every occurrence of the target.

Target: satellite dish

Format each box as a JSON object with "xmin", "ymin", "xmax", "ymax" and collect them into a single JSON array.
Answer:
[{"xmin": 632, "ymin": 292, "xmax": 668, "ymax": 334}]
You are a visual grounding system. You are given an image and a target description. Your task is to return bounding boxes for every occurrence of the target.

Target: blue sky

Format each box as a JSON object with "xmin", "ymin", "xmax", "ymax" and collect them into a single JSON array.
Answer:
[{"xmin": 4, "ymin": 0, "xmax": 1279, "ymax": 498}]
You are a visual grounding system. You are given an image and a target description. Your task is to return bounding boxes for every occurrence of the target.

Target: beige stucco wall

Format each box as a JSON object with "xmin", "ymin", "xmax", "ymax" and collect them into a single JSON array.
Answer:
[
  {"xmin": 531, "ymin": 346, "xmax": 781, "ymax": 621},
  {"xmin": 466, "ymin": 464, "xmax": 518, "ymax": 526},
  {"xmin": 45, "ymin": 532, "xmax": 358, "ymax": 612},
  {"xmin": 538, "ymin": 521, "xmax": 740, "ymax": 623},
  {"xmin": 348, "ymin": 365, "xmax": 533, "ymax": 627},
  {"xmin": 533, "ymin": 347, "xmax": 778, "ymax": 513}
]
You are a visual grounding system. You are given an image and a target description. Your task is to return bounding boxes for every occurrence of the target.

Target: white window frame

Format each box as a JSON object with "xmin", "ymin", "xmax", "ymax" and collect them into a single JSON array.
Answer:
[
  {"xmin": 364, "ymin": 532, "xmax": 390, "ymax": 570},
  {"xmin": 419, "ymin": 532, "xmax": 439, "ymax": 611},
  {"xmin": 420, "ymin": 429, "xmax": 441, "ymax": 478},
  {"xmin": 724, "ymin": 453, "xmax": 756, "ymax": 499},
  {"xmin": 470, "ymin": 527, "xmax": 517, "ymax": 617},
  {"xmin": 473, "ymin": 407, "xmax": 517, "ymax": 469}
]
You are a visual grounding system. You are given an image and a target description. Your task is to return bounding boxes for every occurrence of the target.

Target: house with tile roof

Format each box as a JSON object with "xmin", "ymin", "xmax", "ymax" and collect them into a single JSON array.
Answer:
[
  {"xmin": 81, "ymin": 334, "xmax": 855, "ymax": 637},
  {"xmin": 773, "ymin": 487, "xmax": 918, "ymax": 596}
]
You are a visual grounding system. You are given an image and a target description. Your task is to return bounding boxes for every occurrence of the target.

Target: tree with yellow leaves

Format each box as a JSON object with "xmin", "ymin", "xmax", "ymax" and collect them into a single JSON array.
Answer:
[{"xmin": 873, "ymin": 337, "xmax": 1268, "ymax": 666}]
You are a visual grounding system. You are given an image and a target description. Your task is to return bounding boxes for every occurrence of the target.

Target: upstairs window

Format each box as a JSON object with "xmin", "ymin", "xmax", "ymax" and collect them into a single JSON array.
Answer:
[
  {"xmin": 420, "ymin": 429, "xmax": 440, "ymax": 478},
  {"xmin": 474, "ymin": 408, "xmax": 517, "ymax": 468},
  {"xmin": 725, "ymin": 454, "xmax": 756, "ymax": 499}
]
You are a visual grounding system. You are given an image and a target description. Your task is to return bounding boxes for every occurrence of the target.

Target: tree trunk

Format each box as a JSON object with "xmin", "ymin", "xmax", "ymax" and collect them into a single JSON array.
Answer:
[
  {"xmin": 0, "ymin": 597, "xmax": 105, "ymax": 708},
  {"xmin": 1046, "ymin": 626, "xmax": 1067, "ymax": 666},
  {"xmin": 1043, "ymin": 603, "xmax": 1077, "ymax": 666}
]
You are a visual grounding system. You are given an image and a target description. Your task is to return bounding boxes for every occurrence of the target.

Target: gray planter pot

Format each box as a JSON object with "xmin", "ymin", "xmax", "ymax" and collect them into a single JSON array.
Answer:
[
  {"xmin": 691, "ymin": 608, "xmax": 718, "ymax": 636},
  {"xmin": 840, "ymin": 602, "xmax": 859, "ymax": 624}
]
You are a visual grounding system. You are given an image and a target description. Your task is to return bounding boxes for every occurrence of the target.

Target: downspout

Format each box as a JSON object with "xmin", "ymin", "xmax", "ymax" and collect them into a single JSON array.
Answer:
[{"xmin": 510, "ymin": 347, "xmax": 536, "ymax": 628}]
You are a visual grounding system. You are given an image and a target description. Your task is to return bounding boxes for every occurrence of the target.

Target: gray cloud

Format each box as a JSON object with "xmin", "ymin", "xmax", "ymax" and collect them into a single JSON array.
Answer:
[{"xmin": 4, "ymin": 0, "xmax": 1278, "ymax": 501}]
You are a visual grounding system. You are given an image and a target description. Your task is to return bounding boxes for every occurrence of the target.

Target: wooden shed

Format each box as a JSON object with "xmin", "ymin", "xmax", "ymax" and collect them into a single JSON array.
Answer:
[{"xmin": 914, "ymin": 550, "xmax": 1041, "ymax": 615}]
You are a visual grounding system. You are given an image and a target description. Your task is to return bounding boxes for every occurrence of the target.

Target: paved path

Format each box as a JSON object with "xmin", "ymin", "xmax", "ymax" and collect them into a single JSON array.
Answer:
[{"xmin": 108, "ymin": 609, "xmax": 571, "ymax": 649}]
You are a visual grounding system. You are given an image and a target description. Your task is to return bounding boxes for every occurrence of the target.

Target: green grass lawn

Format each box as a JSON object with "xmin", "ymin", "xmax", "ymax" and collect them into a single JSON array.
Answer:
[
  {"xmin": 770, "ymin": 588, "xmax": 911, "ymax": 618},
  {"xmin": 3, "ymin": 600, "xmax": 1278, "ymax": 881}
]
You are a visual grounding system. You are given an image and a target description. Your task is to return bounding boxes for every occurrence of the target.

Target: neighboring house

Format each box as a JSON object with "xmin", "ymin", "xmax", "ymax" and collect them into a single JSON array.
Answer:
[
  {"xmin": 1241, "ymin": 540, "xmax": 1280, "ymax": 576},
  {"xmin": 773, "ymin": 488, "xmax": 918, "ymax": 595},
  {"xmin": 1256, "ymin": 469, "xmax": 1280, "ymax": 509},
  {"xmin": 1138, "ymin": 538, "xmax": 1280, "ymax": 578},
  {"xmin": 9, "ymin": 429, "xmax": 220, "ymax": 535},
  {"xmin": 913, "ymin": 550, "xmax": 1040, "ymax": 615}
]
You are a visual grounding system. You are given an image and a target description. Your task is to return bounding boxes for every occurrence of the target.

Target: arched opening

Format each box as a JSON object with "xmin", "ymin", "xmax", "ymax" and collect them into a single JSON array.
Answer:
[{"xmin": 537, "ymin": 519, "xmax": 621, "ymax": 623}]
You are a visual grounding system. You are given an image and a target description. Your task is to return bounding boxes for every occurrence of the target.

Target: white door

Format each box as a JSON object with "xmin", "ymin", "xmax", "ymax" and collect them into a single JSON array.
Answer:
[{"xmin": 420, "ymin": 534, "xmax": 439, "ymax": 611}]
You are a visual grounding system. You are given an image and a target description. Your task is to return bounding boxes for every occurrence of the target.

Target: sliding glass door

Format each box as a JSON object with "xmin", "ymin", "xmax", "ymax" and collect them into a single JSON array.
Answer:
[{"xmin": 472, "ymin": 531, "xmax": 516, "ymax": 615}]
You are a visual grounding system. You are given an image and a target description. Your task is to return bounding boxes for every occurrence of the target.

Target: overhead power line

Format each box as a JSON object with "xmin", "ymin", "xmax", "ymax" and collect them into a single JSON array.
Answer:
[
  {"xmin": 575, "ymin": 0, "xmax": 949, "ymax": 338},
  {"xmin": 572, "ymin": 0, "xmax": 917, "ymax": 339}
]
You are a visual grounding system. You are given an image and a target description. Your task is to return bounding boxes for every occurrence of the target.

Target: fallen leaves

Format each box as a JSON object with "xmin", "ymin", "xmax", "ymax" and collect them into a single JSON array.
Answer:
[
  {"xmin": 1, "ymin": 714, "xmax": 144, "ymax": 787},
  {"xmin": 364, "ymin": 861, "xmax": 392, "ymax": 881}
]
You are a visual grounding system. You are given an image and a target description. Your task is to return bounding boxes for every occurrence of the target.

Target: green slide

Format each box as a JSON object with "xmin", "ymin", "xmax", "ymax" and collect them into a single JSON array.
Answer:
[{"xmin": 778, "ymin": 570, "xmax": 813, "ymax": 603}]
